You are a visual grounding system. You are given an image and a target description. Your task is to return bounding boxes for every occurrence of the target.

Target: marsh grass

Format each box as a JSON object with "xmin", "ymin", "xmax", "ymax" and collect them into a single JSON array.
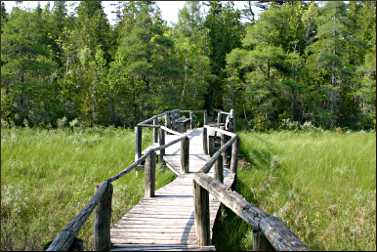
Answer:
[
  {"xmin": 213, "ymin": 130, "xmax": 376, "ymax": 251},
  {"xmin": 1, "ymin": 127, "xmax": 175, "ymax": 251}
]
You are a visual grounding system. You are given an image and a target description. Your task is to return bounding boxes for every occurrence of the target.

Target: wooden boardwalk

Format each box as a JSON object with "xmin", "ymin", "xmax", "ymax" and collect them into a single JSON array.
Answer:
[
  {"xmin": 110, "ymin": 128, "xmax": 235, "ymax": 251},
  {"xmin": 47, "ymin": 109, "xmax": 308, "ymax": 252}
]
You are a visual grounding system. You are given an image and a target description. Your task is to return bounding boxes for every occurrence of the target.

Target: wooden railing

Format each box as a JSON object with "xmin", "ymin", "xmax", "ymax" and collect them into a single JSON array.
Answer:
[
  {"xmin": 46, "ymin": 108, "xmax": 308, "ymax": 251},
  {"xmin": 46, "ymin": 109, "xmax": 200, "ymax": 251},
  {"xmin": 193, "ymin": 111, "xmax": 309, "ymax": 251}
]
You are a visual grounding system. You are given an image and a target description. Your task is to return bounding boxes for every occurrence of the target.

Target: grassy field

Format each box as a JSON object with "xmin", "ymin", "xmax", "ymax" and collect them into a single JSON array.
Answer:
[
  {"xmin": 213, "ymin": 130, "xmax": 376, "ymax": 251},
  {"xmin": 2, "ymin": 128, "xmax": 375, "ymax": 251},
  {"xmin": 1, "ymin": 127, "xmax": 175, "ymax": 251}
]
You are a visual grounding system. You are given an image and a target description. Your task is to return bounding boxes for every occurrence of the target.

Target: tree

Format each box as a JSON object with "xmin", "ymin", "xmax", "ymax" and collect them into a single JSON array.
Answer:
[
  {"xmin": 173, "ymin": 1, "xmax": 211, "ymax": 109},
  {"xmin": 107, "ymin": 2, "xmax": 179, "ymax": 126},
  {"xmin": 60, "ymin": 0, "xmax": 112, "ymax": 125},
  {"xmin": 1, "ymin": 8, "xmax": 59, "ymax": 126},
  {"xmin": 204, "ymin": 1, "xmax": 243, "ymax": 111}
]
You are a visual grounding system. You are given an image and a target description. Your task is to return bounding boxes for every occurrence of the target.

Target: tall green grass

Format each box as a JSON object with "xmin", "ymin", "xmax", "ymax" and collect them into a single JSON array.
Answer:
[
  {"xmin": 213, "ymin": 130, "xmax": 376, "ymax": 251},
  {"xmin": 1, "ymin": 127, "xmax": 175, "ymax": 251}
]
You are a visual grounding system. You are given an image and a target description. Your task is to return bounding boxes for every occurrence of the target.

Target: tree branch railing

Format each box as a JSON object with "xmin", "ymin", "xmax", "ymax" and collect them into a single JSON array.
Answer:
[
  {"xmin": 194, "ymin": 112, "xmax": 309, "ymax": 251},
  {"xmin": 193, "ymin": 173, "xmax": 309, "ymax": 251}
]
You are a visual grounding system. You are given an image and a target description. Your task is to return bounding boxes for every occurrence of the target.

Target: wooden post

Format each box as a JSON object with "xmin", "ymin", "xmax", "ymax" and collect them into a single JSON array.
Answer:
[
  {"xmin": 94, "ymin": 182, "xmax": 112, "ymax": 251},
  {"xmin": 181, "ymin": 136, "xmax": 189, "ymax": 173},
  {"xmin": 214, "ymin": 155, "xmax": 223, "ymax": 183},
  {"xmin": 193, "ymin": 181, "xmax": 210, "ymax": 246},
  {"xmin": 159, "ymin": 129, "xmax": 165, "ymax": 161},
  {"xmin": 189, "ymin": 112, "xmax": 193, "ymax": 129},
  {"xmin": 165, "ymin": 113, "xmax": 169, "ymax": 128},
  {"xmin": 135, "ymin": 126, "xmax": 142, "ymax": 161},
  {"xmin": 220, "ymin": 126, "xmax": 227, "ymax": 167},
  {"xmin": 203, "ymin": 127, "xmax": 208, "ymax": 155},
  {"xmin": 153, "ymin": 118, "xmax": 158, "ymax": 143},
  {"xmin": 252, "ymin": 230, "xmax": 274, "ymax": 251},
  {"xmin": 229, "ymin": 109, "xmax": 235, "ymax": 132},
  {"xmin": 217, "ymin": 112, "xmax": 221, "ymax": 125},
  {"xmin": 144, "ymin": 151, "xmax": 156, "ymax": 198},
  {"xmin": 203, "ymin": 111, "xmax": 208, "ymax": 126},
  {"xmin": 230, "ymin": 136, "xmax": 239, "ymax": 173}
]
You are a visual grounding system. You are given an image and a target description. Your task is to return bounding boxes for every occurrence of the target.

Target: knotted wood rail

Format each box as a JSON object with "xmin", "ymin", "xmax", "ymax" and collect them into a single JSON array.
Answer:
[{"xmin": 46, "ymin": 109, "xmax": 308, "ymax": 251}]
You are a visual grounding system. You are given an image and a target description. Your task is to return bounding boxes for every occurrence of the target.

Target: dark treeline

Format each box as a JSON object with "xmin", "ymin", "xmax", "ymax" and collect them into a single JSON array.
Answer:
[{"xmin": 1, "ymin": 1, "xmax": 375, "ymax": 130}]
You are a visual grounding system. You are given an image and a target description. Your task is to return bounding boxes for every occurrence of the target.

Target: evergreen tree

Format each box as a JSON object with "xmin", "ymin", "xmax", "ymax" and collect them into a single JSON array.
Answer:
[
  {"xmin": 173, "ymin": 1, "xmax": 211, "ymax": 109},
  {"xmin": 1, "ymin": 8, "xmax": 59, "ymax": 126},
  {"xmin": 204, "ymin": 1, "xmax": 243, "ymax": 111},
  {"xmin": 61, "ymin": 0, "xmax": 111, "ymax": 125}
]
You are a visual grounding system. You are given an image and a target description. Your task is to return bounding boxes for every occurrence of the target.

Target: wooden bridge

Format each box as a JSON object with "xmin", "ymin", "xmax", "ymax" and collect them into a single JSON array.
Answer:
[{"xmin": 46, "ymin": 109, "xmax": 308, "ymax": 251}]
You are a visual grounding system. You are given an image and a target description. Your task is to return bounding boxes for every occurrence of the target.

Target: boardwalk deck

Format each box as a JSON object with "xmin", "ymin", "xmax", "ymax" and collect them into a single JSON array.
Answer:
[{"xmin": 110, "ymin": 128, "xmax": 235, "ymax": 251}]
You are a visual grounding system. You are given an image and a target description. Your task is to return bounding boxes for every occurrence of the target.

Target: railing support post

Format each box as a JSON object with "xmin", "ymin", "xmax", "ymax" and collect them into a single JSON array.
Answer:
[
  {"xmin": 220, "ymin": 126, "xmax": 227, "ymax": 167},
  {"xmin": 229, "ymin": 109, "xmax": 235, "ymax": 132},
  {"xmin": 203, "ymin": 111, "xmax": 208, "ymax": 126},
  {"xmin": 144, "ymin": 151, "xmax": 156, "ymax": 198},
  {"xmin": 181, "ymin": 136, "xmax": 189, "ymax": 173},
  {"xmin": 159, "ymin": 129, "xmax": 165, "ymax": 162},
  {"xmin": 252, "ymin": 229, "xmax": 274, "ymax": 251},
  {"xmin": 135, "ymin": 126, "xmax": 142, "ymax": 161},
  {"xmin": 94, "ymin": 182, "xmax": 112, "ymax": 251},
  {"xmin": 153, "ymin": 117, "xmax": 159, "ymax": 143},
  {"xmin": 214, "ymin": 155, "xmax": 223, "ymax": 183},
  {"xmin": 193, "ymin": 180, "xmax": 210, "ymax": 246},
  {"xmin": 203, "ymin": 127, "xmax": 208, "ymax": 155},
  {"xmin": 189, "ymin": 112, "xmax": 193, "ymax": 129},
  {"xmin": 230, "ymin": 136, "xmax": 239, "ymax": 173}
]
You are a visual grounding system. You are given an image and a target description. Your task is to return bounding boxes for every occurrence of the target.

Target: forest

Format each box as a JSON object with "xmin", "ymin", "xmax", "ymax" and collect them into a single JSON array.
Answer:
[{"xmin": 1, "ymin": 1, "xmax": 375, "ymax": 130}]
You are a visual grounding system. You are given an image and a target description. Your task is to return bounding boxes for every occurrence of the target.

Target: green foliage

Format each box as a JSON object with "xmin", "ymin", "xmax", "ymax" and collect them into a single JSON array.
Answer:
[
  {"xmin": 225, "ymin": 1, "xmax": 376, "ymax": 130},
  {"xmin": 1, "ymin": 128, "xmax": 175, "ymax": 250},
  {"xmin": 213, "ymin": 130, "xmax": 376, "ymax": 251},
  {"xmin": 204, "ymin": 1, "xmax": 244, "ymax": 110},
  {"xmin": 0, "ymin": 1, "xmax": 375, "ymax": 129},
  {"xmin": 1, "ymin": 7, "xmax": 61, "ymax": 126}
]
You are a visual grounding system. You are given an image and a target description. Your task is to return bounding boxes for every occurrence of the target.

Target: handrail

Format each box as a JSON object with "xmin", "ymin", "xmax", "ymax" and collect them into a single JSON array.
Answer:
[
  {"xmin": 46, "ymin": 181, "xmax": 111, "ymax": 251},
  {"xmin": 199, "ymin": 135, "xmax": 237, "ymax": 173},
  {"xmin": 137, "ymin": 109, "xmax": 180, "ymax": 126},
  {"xmin": 193, "ymin": 173, "xmax": 309, "ymax": 251},
  {"xmin": 110, "ymin": 134, "xmax": 187, "ymax": 183},
  {"xmin": 204, "ymin": 125, "xmax": 236, "ymax": 137},
  {"xmin": 160, "ymin": 126, "xmax": 185, "ymax": 136},
  {"xmin": 46, "ymin": 108, "xmax": 224, "ymax": 251}
]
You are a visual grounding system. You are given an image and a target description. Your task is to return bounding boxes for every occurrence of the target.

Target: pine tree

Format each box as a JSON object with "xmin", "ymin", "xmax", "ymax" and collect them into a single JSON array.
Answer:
[
  {"xmin": 61, "ymin": 0, "xmax": 112, "ymax": 125},
  {"xmin": 204, "ymin": 1, "xmax": 243, "ymax": 111},
  {"xmin": 1, "ymin": 8, "xmax": 59, "ymax": 125}
]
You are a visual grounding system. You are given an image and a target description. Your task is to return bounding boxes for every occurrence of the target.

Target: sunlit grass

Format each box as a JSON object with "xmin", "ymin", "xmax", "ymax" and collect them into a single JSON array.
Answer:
[
  {"xmin": 213, "ymin": 130, "xmax": 376, "ymax": 251},
  {"xmin": 1, "ymin": 127, "xmax": 175, "ymax": 251}
]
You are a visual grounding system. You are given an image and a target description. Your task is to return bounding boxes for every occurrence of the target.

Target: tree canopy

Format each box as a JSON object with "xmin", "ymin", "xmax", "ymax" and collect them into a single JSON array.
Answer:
[{"xmin": 1, "ymin": 1, "xmax": 375, "ymax": 130}]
